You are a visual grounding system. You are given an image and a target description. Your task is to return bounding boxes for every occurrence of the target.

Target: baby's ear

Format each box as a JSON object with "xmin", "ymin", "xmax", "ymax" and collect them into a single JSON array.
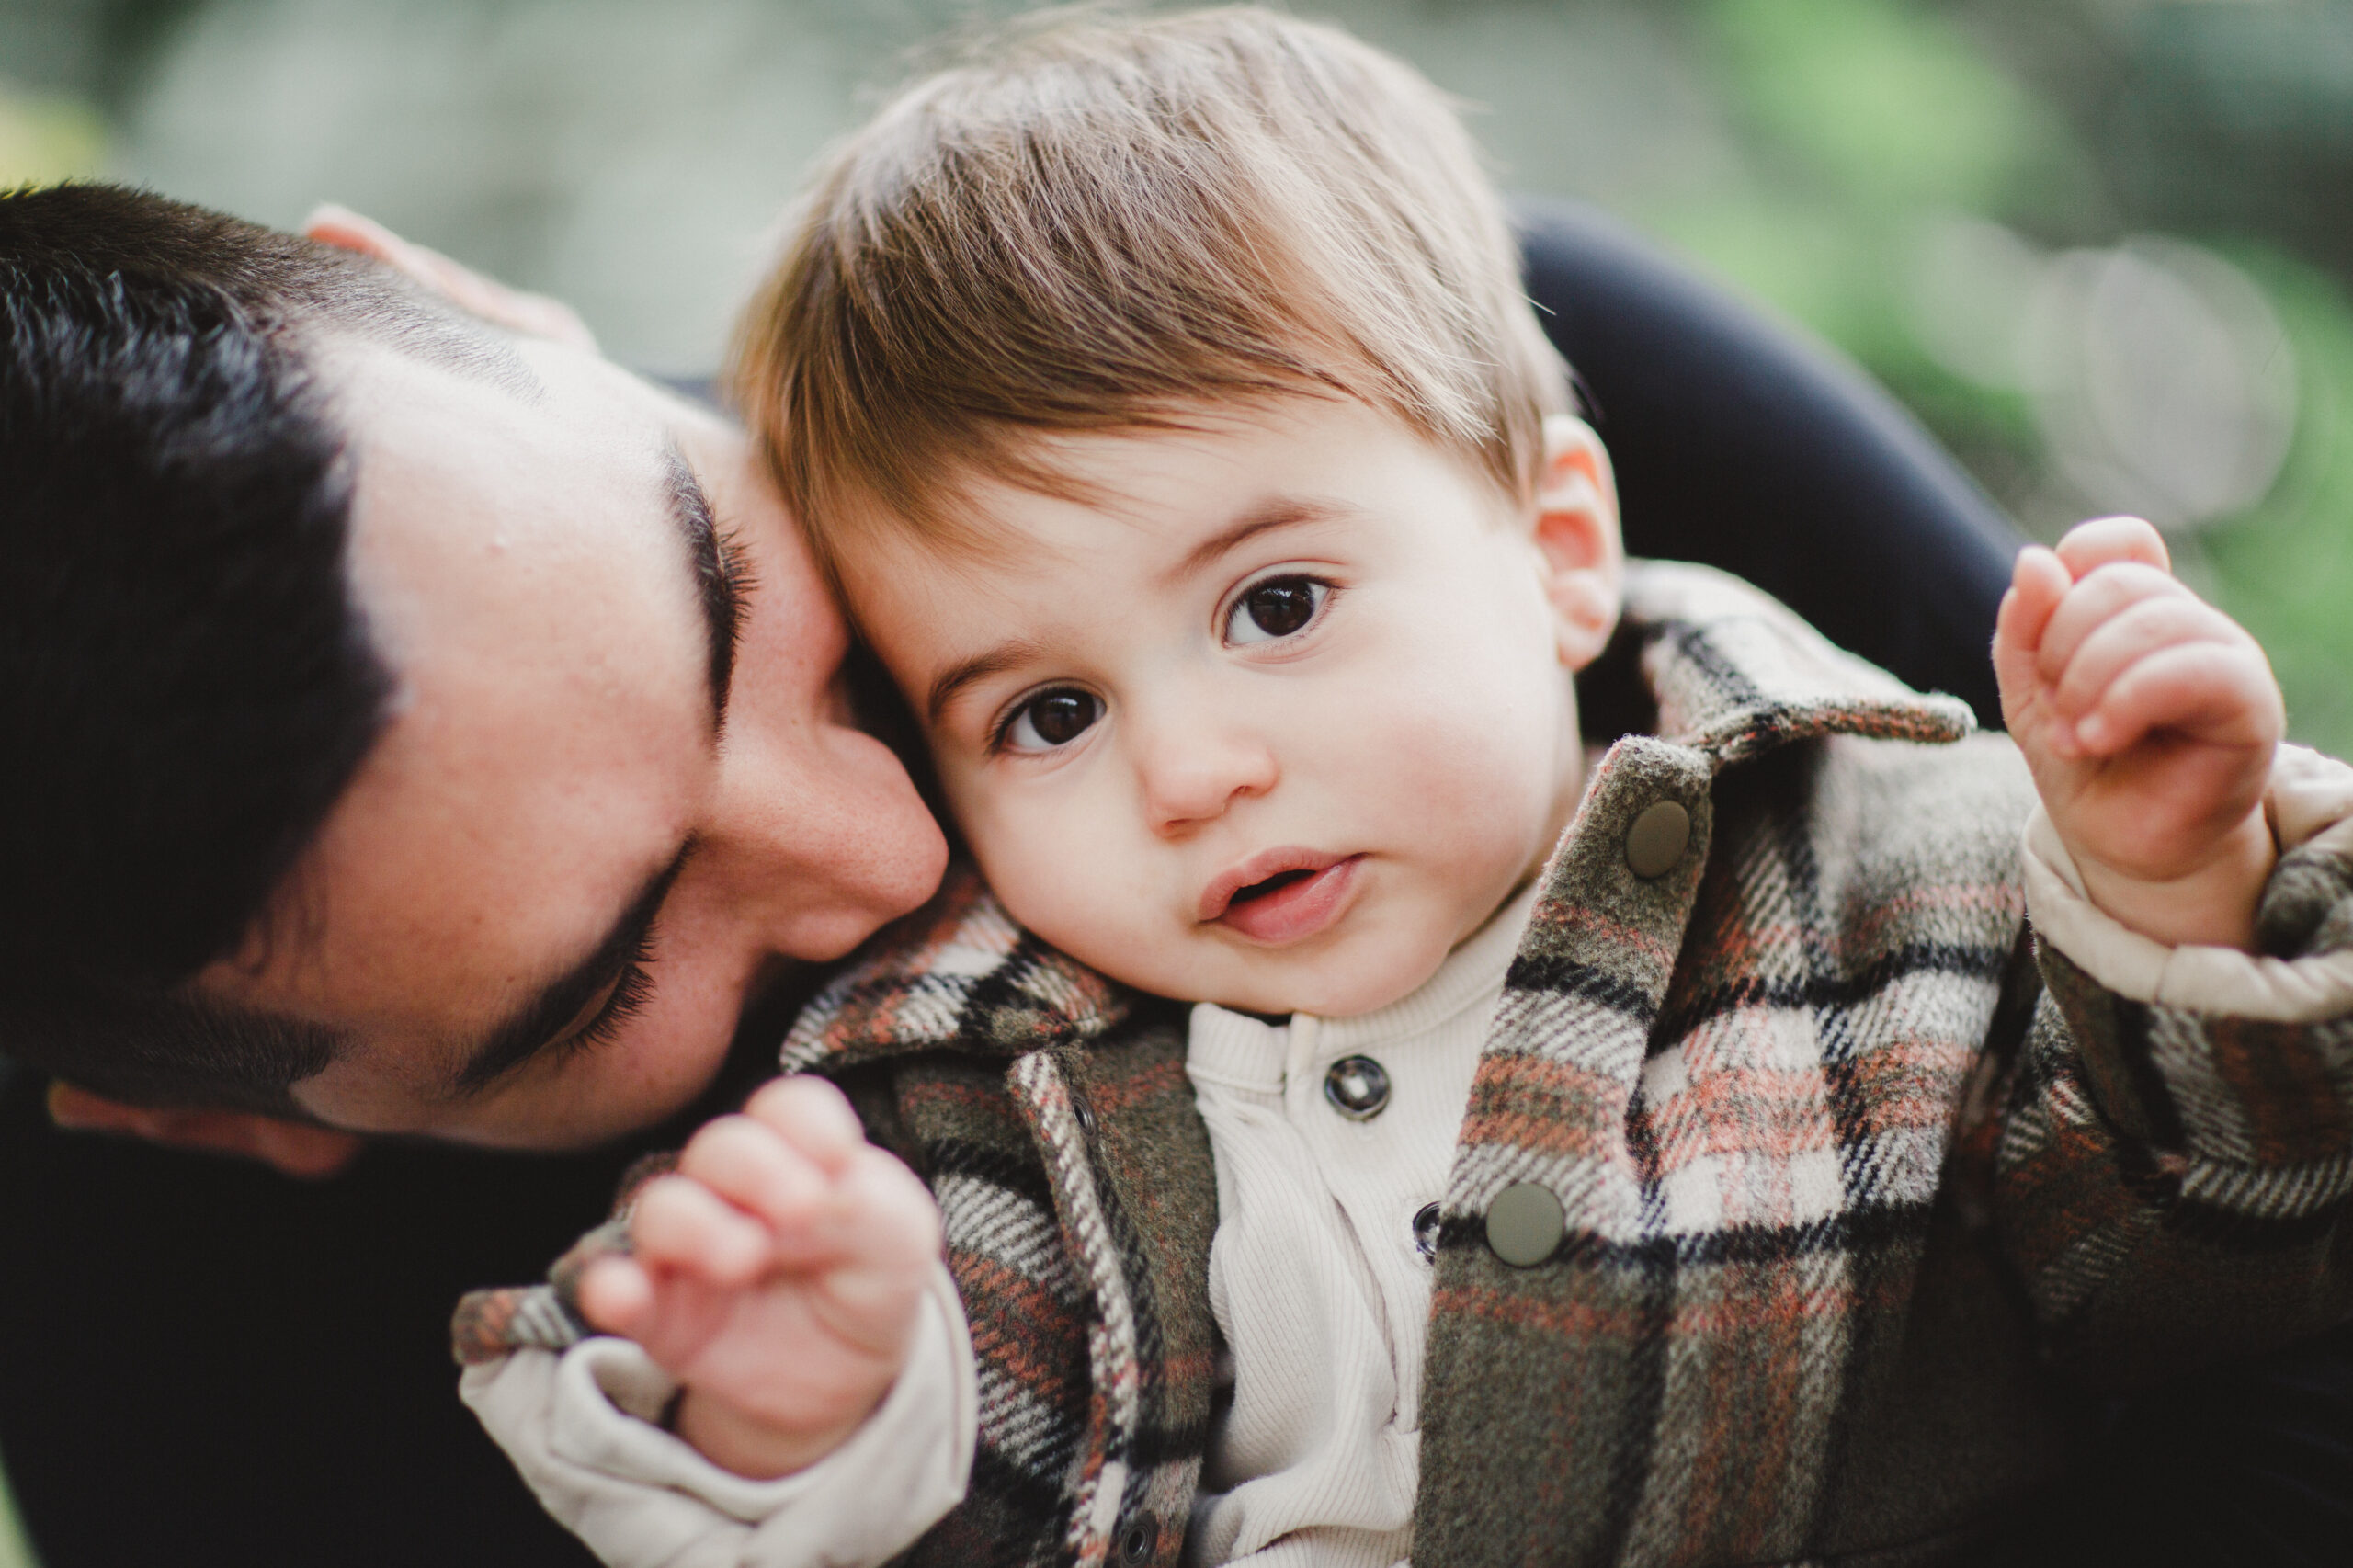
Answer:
[{"xmin": 1529, "ymin": 415, "xmax": 1623, "ymax": 671}]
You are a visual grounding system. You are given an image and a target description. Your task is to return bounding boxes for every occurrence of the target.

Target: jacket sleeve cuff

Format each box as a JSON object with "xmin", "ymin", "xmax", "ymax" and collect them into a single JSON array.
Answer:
[
  {"xmin": 460, "ymin": 1259, "xmax": 976, "ymax": 1568},
  {"xmin": 2022, "ymin": 744, "xmax": 2353, "ymax": 1024}
]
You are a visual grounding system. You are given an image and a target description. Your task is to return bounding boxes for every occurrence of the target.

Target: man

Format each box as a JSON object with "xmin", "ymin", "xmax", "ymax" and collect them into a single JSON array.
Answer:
[
  {"xmin": 2, "ymin": 183, "xmax": 948, "ymax": 1568},
  {"xmin": 3, "ymin": 185, "xmax": 2342, "ymax": 1567},
  {"xmin": 4, "ymin": 185, "xmax": 947, "ymax": 1167}
]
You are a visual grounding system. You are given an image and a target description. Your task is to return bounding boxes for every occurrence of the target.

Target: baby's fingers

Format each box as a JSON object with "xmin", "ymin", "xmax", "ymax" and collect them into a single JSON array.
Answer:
[
  {"xmin": 741, "ymin": 1077, "xmax": 865, "ymax": 1176},
  {"xmin": 576, "ymin": 1254, "xmax": 655, "ymax": 1338},
  {"xmin": 841, "ymin": 1144, "xmax": 945, "ymax": 1272},
  {"xmin": 2071, "ymin": 641, "xmax": 2282, "ymax": 756},
  {"xmin": 675, "ymin": 1095, "xmax": 861, "ymax": 1259},
  {"xmin": 630, "ymin": 1170, "xmax": 779, "ymax": 1288},
  {"xmin": 2048, "ymin": 592, "xmax": 2240, "ymax": 724},
  {"xmin": 1994, "ymin": 546, "xmax": 2071, "ymax": 726},
  {"xmin": 2032, "ymin": 562, "xmax": 2193, "ymax": 691},
  {"xmin": 2052, "ymin": 516, "xmax": 2170, "ymax": 579}
]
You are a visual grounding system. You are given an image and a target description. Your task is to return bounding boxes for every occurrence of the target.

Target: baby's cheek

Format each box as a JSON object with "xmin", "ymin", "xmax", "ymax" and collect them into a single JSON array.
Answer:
[
  {"xmin": 961, "ymin": 798, "xmax": 1156, "ymax": 970},
  {"xmin": 1361, "ymin": 674, "xmax": 1562, "ymax": 846}
]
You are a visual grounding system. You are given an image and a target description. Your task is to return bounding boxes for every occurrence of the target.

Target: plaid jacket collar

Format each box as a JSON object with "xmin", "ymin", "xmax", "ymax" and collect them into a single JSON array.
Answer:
[{"xmin": 779, "ymin": 560, "xmax": 1975, "ymax": 1073}]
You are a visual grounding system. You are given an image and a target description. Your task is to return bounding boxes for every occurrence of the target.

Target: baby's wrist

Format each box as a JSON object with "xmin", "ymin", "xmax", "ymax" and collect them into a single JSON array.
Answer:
[
  {"xmin": 672, "ymin": 1384, "xmax": 881, "ymax": 1481},
  {"xmin": 2069, "ymin": 812, "xmax": 2276, "ymax": 952}
]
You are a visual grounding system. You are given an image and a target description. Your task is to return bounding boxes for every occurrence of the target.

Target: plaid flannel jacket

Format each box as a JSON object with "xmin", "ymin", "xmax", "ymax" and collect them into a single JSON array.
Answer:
[{"xmin": 455, "ymin": 562, "xmax": 2353, "ymax": 1568}]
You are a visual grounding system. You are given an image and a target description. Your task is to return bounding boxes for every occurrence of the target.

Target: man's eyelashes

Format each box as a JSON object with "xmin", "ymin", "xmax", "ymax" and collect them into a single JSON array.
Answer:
[{"xmin": 551, "ymin": 926, "xmax": 660, "ymax": 1060}]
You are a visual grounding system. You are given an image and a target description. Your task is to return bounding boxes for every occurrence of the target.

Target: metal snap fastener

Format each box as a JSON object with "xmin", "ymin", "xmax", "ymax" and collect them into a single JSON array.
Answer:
[
  {"xmin": 1073, "ymin": 1097, "xmax": 1098, "ymax": 1138},
  {"xmin": 1624, "ymin": 800, "xmax": 1691, "ymax": 880},
  {"xmin": 1323, "ymin": 1055, "xmax": 1392, "ymax": 1120},
  {"xmin": 1118, "ymin": 1515, "xmax": 1160, "ymax": 1564},
  {"xmin": 1484, "ymin": 1182, "xmax": 1564, "ymax": 1267},
  {"xmin": 1413, "ymin": 1201, "xmax": 1442, "ymax": 1262}
]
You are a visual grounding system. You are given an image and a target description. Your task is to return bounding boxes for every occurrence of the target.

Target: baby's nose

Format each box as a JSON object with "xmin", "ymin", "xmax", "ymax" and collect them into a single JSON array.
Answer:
[{"xmin": 1138, "ymin": 729, "xmax": 1279, "ymax": 833}]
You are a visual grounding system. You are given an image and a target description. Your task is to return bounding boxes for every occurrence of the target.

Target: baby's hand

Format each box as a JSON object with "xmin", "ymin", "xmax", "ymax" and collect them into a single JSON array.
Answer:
[
  {"xmin": 576, "ymin": 1077, "xmax": 942, "ymax": 1480},
  {"xmin": 1995, "ymin": 517, "xmax": 2283, "ymax": 950}
]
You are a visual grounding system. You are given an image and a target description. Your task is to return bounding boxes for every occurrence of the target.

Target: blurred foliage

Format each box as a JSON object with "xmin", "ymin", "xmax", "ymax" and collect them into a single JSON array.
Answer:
[
  {"xmin": 0, "ymin": 1462, "xmax": 30, "ymax": 1568},
  {"xmin": 2119, "ymin": 1, "xmax": 2353, "ymax": 275},
  {"xmin": 1647, "ymin": 0, "xmax": 2073, "ymax": 479},
  {"xmin": 1638, "ymin": 0, "xmax": 2353, "ymax": 755},
  {"xmin": 0, "ymin": 0, "xmax": 210, "ymax": 108},
  {"xmin": 1713, "ymin": 0, "xmax": 2060, "ymax": 210},
  {"xmin": 1653, "ymin": 0, "xmax": 2075, "ymax": 437},
  {"xmin": 2201, "ymin": 246, "xmax": 2353, "ymax": 754},
  {"xmin": 0, "ymin": 84, "xmax": 105, "ymax": 188}
]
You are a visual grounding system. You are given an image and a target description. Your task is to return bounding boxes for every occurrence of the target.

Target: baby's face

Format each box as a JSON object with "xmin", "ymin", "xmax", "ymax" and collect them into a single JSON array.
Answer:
[{"xmin": 838, "ymin": 398, "xmax": 1614, "ymax": 1017}]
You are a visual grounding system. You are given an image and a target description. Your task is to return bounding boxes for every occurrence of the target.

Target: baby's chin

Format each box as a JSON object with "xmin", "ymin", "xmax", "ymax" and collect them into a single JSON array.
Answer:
[
  {"xmin": 1173, "ymin": 884, "xmax": 1540, "ymax": 1018},
  {"xmin": 1035, "ymin": 898, "xmax": 1491, "ymax": 1020},
  {"xmin": 1167, "ymin": 944, "xmax": 1455, "ymax": 1022}
]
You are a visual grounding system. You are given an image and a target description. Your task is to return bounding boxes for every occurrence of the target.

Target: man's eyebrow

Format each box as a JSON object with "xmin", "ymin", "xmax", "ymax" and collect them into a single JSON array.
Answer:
[
  {"xmin": 927, "ymin": 638, "xmax": 1051, "ymax": 729},
  {"xmin": 663, "ymin": 445, "xmax": 747, "ymax": 727},
  {"xmin": 450, "ymin": 846, "xmax": 691, "ymax": 1096},
  {"xmin": 1165, "ymin": 496, "xmax": 1351, "ymax": 585}
]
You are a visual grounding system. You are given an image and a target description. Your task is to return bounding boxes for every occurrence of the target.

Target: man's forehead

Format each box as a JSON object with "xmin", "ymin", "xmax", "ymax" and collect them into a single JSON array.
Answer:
[
  {"xmin": 320, "ymin": 331, "xmax": 659, "ymax": 463},
  {"xmin": 216, "ymin": 339, "xmax": 722, "ymax": 1119},
  {"xmin": 335, "ymin": 341, "xmax": 676, "ymax": 605}
]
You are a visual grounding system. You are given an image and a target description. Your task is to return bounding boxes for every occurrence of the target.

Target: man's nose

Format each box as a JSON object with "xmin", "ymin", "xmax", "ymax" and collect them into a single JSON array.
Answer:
[
  {"xmin": 1134, "ymin": 712, "xmax": 1279, "ymax": 835},
  {"xmin": 704, "ymin": 710, "xmax": 949, "ymax": 961}
]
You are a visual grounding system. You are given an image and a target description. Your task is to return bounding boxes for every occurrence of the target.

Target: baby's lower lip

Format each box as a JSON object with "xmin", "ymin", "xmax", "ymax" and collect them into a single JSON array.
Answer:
[{"xmin": 1216, "ymin": 857, "xmax": 1365, "ymax": 944}]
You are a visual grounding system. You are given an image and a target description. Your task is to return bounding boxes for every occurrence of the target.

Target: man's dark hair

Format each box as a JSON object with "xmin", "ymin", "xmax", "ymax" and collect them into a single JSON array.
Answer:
[{"xmin": 0, "ymin": 183, "xmax": 515, "ymax": 1112}]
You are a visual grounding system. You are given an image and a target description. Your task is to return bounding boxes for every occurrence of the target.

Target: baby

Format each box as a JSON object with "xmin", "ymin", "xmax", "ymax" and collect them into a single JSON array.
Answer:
[{"xmin": 460, "ymin": 10, "xmax": 2353, "ymax": 1566}]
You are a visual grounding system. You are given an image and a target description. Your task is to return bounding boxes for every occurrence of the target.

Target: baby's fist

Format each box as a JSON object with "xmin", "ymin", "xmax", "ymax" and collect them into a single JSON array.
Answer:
[
  {"xmin": 577, "ymin": 1076, "xmax": 942, "ymax": 1479},
  {"xmin": 1994, "ymin": 517, "xmax": 2283, "ymax": 949}
]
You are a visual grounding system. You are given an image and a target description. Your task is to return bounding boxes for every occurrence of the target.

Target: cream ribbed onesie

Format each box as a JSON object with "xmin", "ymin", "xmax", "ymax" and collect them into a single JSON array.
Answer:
[{"xmin": 1182, "ymin": 881, "xmax": 1540, "ymax": 1568}]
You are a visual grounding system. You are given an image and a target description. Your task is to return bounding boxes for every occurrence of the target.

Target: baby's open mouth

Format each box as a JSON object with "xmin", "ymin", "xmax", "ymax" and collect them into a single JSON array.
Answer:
[
  {"xmin": 1202, "ymin": 852, "xmax": 1366, "ymax": 943},
  {"xmin": 1231, "ymin": 869, "xmax": 1315, "ymax": 905}
]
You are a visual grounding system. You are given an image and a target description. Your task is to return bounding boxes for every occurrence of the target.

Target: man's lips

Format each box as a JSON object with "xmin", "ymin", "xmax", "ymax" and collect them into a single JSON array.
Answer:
[{"xmin": 1199, "ymin": 849, "xmax": 1366, "ymax": 944}]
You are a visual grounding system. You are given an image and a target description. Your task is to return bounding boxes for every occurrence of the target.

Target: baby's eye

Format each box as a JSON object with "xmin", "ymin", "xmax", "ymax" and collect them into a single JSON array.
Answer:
[
  {"xmin": 1000, "ymin": 687, "xmax": 1103, "ymax": 753},
  {"xmin": 1225, "ymin": 575, "xmax": 1329, "ymax": 645}
]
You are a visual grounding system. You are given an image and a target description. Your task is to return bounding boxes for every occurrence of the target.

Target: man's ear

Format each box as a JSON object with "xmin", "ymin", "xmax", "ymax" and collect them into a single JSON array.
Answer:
[
  {"xmin": 301, "ymin": 203, "xmax": 599, "ymax": 349},
  {"xmin": 1529, "ymin": 414, "xmax": 1624, "ymax": 671},
  {"xmin": 47, "ymin": 1081, "xmax": 364, "ymax": 1180}
]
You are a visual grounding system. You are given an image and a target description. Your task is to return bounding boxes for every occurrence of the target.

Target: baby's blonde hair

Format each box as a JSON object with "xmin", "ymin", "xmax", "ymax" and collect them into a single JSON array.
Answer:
[{"xmin": 733, "ymin": 5, "xmax": 1572, "ymax": 564}]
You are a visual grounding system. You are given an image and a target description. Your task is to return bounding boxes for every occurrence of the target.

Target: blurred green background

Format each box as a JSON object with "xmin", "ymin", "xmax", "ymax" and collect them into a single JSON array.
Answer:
[{"xmin": 6, "ymin": 0, "xmax": 2353, "ymax": 1558}]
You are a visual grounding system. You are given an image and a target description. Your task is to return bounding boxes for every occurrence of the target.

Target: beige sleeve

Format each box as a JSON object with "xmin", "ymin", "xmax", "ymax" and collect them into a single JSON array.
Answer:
[
  {"xmin": 2022, "ymin": 744, "xmax": 2353, "ymax": 1021},
  {"xmin": 460, "ymin": 1260, "xmax": 974, "ymax": 1568}
]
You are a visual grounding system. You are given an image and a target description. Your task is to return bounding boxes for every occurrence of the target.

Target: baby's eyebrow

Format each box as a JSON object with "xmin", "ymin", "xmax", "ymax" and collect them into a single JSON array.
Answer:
[
  {"xmin": 1164, "ymin": 495, "xmax": 1351, "ymax": 585},
  {"xmin": 927, "ymin": 638, "xmax": 1051, "ymax": 728},
  {"xmin": 924, "ymin": 497, "xmax": 1354, "ymax": 729}
]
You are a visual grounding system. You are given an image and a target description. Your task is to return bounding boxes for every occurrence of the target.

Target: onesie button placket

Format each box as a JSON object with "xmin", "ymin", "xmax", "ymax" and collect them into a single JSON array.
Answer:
[
  {"xmin": 1412, "ymin": 1201, "xmax": 1442, "ymax": 1262},
  {"xmin": 1323, "ymin": 1055, "xmax": 1391, "ymax": 1120}
]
